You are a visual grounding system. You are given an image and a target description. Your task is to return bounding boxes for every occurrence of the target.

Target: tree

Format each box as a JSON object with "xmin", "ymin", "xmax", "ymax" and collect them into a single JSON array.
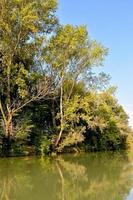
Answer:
[
  {"xmin": 0, "ymin": 0, "xmax": 131, "ymax": 156},
  {"xmin": 0, "ymin": 0, "xmax": 58, "ymax": 150},
  {"xmin": 71, "ymin": 88, "xmax": 130, "ymax": 151},
  {"xmin": 51, "ymin": 86, "xmax": 131, "ymax": 152},
  {"xmin": 43, "ymin": 24, "xmax": 107, "ymax": 147}
]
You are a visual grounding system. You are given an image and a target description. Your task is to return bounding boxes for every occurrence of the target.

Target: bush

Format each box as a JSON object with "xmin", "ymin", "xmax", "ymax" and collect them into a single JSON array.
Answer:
[{"xmin": 35, "ymin": 135, "xmax": 51, "ymax": 156}]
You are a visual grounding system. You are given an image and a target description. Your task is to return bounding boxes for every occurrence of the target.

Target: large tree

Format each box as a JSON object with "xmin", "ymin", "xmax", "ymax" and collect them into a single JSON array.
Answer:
[
  {"xmin": 43, "ymin": 24, "xmax": 107, "ymax": 147},
  {"xmin": 0, "ymin": 0, "xmax": 58, "ymax": 145}
]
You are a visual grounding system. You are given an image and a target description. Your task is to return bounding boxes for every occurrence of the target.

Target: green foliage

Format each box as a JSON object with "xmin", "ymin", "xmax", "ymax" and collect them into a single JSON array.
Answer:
[
  {"xmin": 80, "ymin": 90, "xmax": 130, "ymax": 151},
  {"xmin": 10, "ymin": 142, "xmax": 29, "ymax": 157},
  {"xmin": 15, "ymin": 118, "xmax": 33, "ymax": 140},
  {"xmin": 57, "ymin": 127, "xmax": 85, "ymax": 152},
  {"xmin": 55, "ymin": 87, "xmax": 131, "ymax": 152},
  {"xmin": 43, "ymin": 24, "xmax": 107, "ymax": 77},
  {"xmin": 0, "ymin": 0, "xmax": 131, "ymax": 156},
  {"xmin": 0, "ymin": 0, "xmax": 58, "ymax": 152},
  {"xmin": 35, "ymin": 135, "xmax": 51, "ymax": 156}
]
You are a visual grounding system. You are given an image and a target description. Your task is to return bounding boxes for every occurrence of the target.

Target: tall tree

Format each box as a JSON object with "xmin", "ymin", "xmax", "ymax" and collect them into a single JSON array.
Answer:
[
  {"xmin": 0, "ymin": 0, "xmax": 58, "ymax": 145},
  {"xmin": 43, "ymin": 25, "xmax": 107, "ymax": 147}
]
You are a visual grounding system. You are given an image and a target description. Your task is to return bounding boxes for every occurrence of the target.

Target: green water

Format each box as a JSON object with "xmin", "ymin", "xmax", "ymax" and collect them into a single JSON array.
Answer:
[{"xmin": 0, "ymin": 152, "xmax": 133, "ymax": 200}]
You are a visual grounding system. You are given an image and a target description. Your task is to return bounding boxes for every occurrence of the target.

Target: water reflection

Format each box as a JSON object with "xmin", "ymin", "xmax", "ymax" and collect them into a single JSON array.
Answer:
[{"xmin": 0, "ymin": 153, "xmax": 133, "ymax": 200}]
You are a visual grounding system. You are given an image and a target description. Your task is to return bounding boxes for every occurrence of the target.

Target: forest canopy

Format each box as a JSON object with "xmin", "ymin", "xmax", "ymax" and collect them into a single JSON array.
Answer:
[{"xmin": 0, "ymin": 0, "xmax": 132, "ymax": 156}]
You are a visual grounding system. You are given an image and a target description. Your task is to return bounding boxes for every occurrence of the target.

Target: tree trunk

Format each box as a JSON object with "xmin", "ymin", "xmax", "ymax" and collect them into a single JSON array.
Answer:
[
  {"xmin": 2, "ymin": 111, "xmax": 14, "ymax": 156},
  {"xmin": 55, "ymin": 73, "xmax": 64, "ymax": 147}
]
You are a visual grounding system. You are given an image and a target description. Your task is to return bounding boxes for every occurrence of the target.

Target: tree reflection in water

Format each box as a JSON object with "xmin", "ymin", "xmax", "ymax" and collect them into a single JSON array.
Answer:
[{"xmin": 0, "ymin": 153, "xmax": 133, "ymax": 200}]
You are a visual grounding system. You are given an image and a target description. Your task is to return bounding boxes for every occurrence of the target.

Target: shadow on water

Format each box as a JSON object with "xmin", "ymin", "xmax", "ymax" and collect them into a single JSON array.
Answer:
[{"xmin": 0, "ymin": 152, "xmax": 133, "ymax": 200}]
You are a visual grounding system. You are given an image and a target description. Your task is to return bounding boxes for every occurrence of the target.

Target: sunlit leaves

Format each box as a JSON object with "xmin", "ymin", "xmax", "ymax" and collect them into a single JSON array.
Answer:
[{"xmin": 43, "ymin": 25, "xmax": 107, "ymax": 73}]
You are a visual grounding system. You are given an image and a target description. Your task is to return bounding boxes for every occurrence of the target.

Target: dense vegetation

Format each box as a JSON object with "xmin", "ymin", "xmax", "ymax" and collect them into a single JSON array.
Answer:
[{"xmin": 0, "ymin": 0, "xmax": 132, "ymax": 156}]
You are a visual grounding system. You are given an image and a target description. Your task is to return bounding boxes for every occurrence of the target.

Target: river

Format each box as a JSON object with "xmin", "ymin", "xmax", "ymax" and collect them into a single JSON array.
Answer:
[{"xmin": 0, "ymin": 152, "xmax": 133, "ymax": 200}]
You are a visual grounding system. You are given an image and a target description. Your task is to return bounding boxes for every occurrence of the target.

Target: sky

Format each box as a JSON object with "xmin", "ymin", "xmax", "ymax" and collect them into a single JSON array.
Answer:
[{"xmin": 57, "ymin": 0, "xmax": 133, "ymax": 126}]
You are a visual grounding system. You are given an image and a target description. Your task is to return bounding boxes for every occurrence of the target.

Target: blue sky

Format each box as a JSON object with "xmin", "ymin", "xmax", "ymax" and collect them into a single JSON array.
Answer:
[{"xmin": 57, "ymin": 0, "xmax": 133, "ymax": 126}]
